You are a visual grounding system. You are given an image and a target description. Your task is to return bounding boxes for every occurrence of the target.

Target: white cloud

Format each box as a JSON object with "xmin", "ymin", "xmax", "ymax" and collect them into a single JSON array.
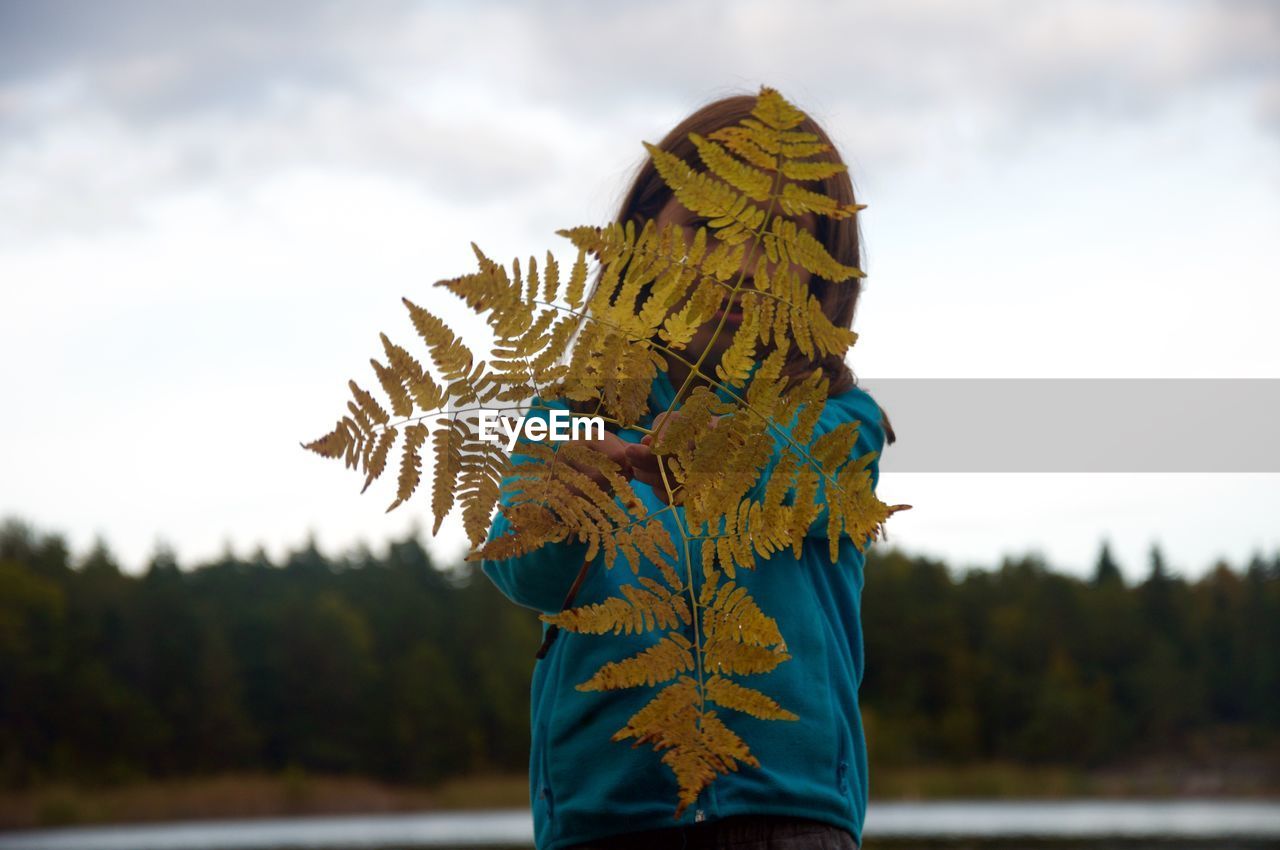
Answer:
[{"xmin": 1, "ymin": 0, "xmax": 1277, "ymax": 574}]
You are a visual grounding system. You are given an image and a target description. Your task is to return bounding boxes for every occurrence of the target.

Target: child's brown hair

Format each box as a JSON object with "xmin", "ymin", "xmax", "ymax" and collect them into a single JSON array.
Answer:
[{"xmin": 591, "ymin": 92, "xmax": 894, "ymax": 443}]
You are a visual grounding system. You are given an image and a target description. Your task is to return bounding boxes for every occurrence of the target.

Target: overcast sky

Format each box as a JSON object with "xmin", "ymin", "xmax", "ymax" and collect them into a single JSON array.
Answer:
[{"xmin": 2, "ymin": 0, "xmax": 1277, "ymax": 579}]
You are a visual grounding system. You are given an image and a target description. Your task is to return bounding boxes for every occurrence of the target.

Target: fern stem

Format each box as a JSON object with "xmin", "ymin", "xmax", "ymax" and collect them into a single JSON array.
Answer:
[{"xmin": 656, "ymin": 454, "xmax": 706, "ymax": 720}]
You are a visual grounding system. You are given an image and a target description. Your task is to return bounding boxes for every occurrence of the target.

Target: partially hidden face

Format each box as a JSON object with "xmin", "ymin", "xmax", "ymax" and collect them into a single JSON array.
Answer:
[{"xmin": 651, "ymin": 194, "xmax": 819, "ymax": 371}]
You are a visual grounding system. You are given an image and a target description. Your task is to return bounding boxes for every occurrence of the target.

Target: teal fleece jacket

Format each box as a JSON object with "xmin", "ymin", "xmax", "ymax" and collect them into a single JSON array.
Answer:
[{"xmin": 481, "ymin": 370, "xmax": 885, "ymax": 850}]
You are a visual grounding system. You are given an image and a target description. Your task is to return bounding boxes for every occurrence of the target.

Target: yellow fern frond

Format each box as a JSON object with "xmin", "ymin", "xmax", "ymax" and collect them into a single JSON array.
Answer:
[
  {"xmin": 301, "ymin": 418, "xmax": 354, "ymax": 460},
  {"xmin": 340, "ymin": 417, "xmax": 361, "ymax": 469},
  {"xmin": 706, "ymin": 674, "xmax": 798, "ymax": 720},
  {"xmin": 428, "ymin": 417, "xmax": 465, "ymax": 533},
  {"xmin": 704, "ymin": 240, "xmax": 747, "ymax": 281},
  {"xmin": 825, "ymin": 457, "xmax": 914, "ymax": 560},
  {"xmin": 557, "ymin": 441, "xmax": 641, "ymax": 519},
  {"xmin": 402, "ymin": 298, "xmax": 476, "ymax": 384},
  {"xmin": 538, "ymin": 250, "xmax": 558, "ymax": 303},
  {"xmin": 542, "ymin": 576, "xmax": 691, "ymax": 636},
  {"xmin": 643, "ymin": 142, "xmax": 767, "ymax": 245},
  {"xmin": 659, "ymin": 277, "xmax": 721, "ymax": 349},
  {"xmin": 557, "ymin": 222, "xmax": 635, "ymax": 266},
  {"xmin": 765, "ymin": 217, "xmax": 862, "ymax": 283},
  {"xmin": 565, "ymin": 245, "xmax": 589, "ymax": 309},
  {"xmin": 304, "ymin": 85, "xmax": 912, "ymax": 823},
  {"xmin": 779, "ymin": 158, "xmax": 847, "ymax": 181},
  {"xmin": 703, "ymin": 636, "xmax": 789, "ymax": 676},
  {"xmin": 385, "ymin": 422, "xmax": 429, "ymax": 513},
  {"xmin": 778, "ymin": 135, "xmax": 829, "ymax": 159},
  {"xmin": 697, "ymin": 710, "xmax": 758, "ymax": 771},
  {"xmin": 791, "ymin": 382, "xmax": 828, "ymax": 445},
  {"xmin": 712, "ymin": 535, "xmax": 737, "ymax": 581},
  {"xmin": 787, "ymin": 468, "xmax": 822, "ymax": 557},
  {"xmin": 469, "ymin": 500, "xmax": 573, "ymax": 562},
  {"xmin": 779, "ymin": 181, "xmax": 865, "ymax": 221},
  {"xmin": 706, "ymin": 125, "xmax": 776, "ymax": 171},
  {"xmin": 689, "ymin": 132, "xmax": 772, "ymax": 202},
  {"xmin": 379, "ymin": 333, "xmax": 445, "ymax": 411},
  {"xmin": 369, "ymin": 358, "xmax": 412, "ymax": 418},
  {"xmin": 531, "ymin": 315, "xmax": 579, "ymax": 372},
  {"xmin": 577, "ymin": 631, "xmax": 695, "ymax": 691},
  {"xmin": 661, "ymin": 710, "xmax": 758, "ymax": 819},
  {"xmin": 748, "ymin": 292, "xmax": 775, "ymax": 347},
  {"xmin": 435, "ymin": 247, "xmax": 536, "ymax": 342},
  {"xmin": 812, "ymin": 421, "xmax": 860, "ymax": 470},
  {"xmin": 713, "ymin": 309, "xmax": 761, "ymax": 386},
  {"xmin": 509, "ymin": 307, "xmax": 559, "ymax": 359},
  {"xmin": 704, "ymin": 580, "xmax": 785, "ymax": 648},
  {"xmin": 627, "ymin": 519, "xmax": 681, "ymax": 587},
  {"xmin": 523, "ymin": 255, "xmax": 540, "ymax": 303},
  {"xmin": 805, "ymin": 294, "xmax": 859, "ymax": 356},
  {"xmin": 458, "ymin": 431, "xmax": 508, "ymax": 547},
  {"xmin": 612, "ymin": 676, "xmax": 700, "ymax": 742},
  {"xmin": 360, "ymin": 426, "xmax": 397, "ymax": 494},
  {"xmin": 610, "ymin": 675, "xmax": 759, "ymax": 819},
  {"xmin": 348, "ymin": 379, "xmax": 389, "ymax": 428},
  {"xmin": 751, "ymin": 86, "xmax": 806, "ymax": 131}
]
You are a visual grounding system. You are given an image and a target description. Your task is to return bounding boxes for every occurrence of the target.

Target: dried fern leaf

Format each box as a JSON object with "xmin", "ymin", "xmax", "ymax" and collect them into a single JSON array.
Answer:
[
  {"xmin": 301, "ymin": 418, "xmax": 352, "ymax": 460},
  {"xmin": 706, "ymin": 674, "xmax": 798, "ymax": 720},
  {"xmin": 369, "ymin": 358, "xmax": 412, "ymax": 418},
  {"xmin": 704, "ymin": 580, "xmax": 785, "ymax": 647},
  {"xmin": 779, "ymin": 158, "xmax": 846, "ymax": 181},
  {"xmin": 348, "ymin": 379, "xmax": 389, "ymax": 427},
  {"xmin": 765, "ymin": 217, "xmax": 862, "ymax": 283},
  {"xmin": 304, "ymin": 85, "xmax": 913, "ymax": 823},
  {"xmin": 360, "ymin": 426, "xmax": 397, "ymax": 494},
  {"xmin": 706, "ymin": 126, "xmax": 777, "ymax": 171},
  {"xmin": 752, "ymin": 86, "xmax": 807, "ymax": 130},
  {"xmin": 660, "ymin": 710, "xmax": 759, "ymax": 819},
  {"xmin": 643, "ymin": 142, "xmax": 766, "ymax": 245},
  {"xmin": 402, "ymin": 297, "xmax": 475, "ymax": 383},
  {"xmin": 577, "ymin": 631, "xmax": 696, "ymax": 691},
  {"xmin": 779, "ymin": 181, "xmax": 865, "ymax": 220},
  {"xmin": 612, "ymin": 676, "xmax": 701, "ymax": 746},
  {"xmin": 703, "ymin": 636, "xmax": 789, "ymax": 676},
  {"xmin": 542, "ymin": 577, "xmax": 691, "ymax": 636},
  {"xmin": 380, "ymin": 332, "xmax": 445, "ymax": 411},
  {"xmin": 689, "ymin": 132, "xmax": 772, "ymax": 202},
  {"xmin": 385, "ymin": 422, "xmax": 429, "ymax": 513},
  {"xmin": 458, "ymin": 431, "xmax": 509, "ymax": 547}
]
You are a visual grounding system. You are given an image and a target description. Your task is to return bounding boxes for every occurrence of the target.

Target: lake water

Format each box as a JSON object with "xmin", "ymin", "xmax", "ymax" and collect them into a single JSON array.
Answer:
[{"xmin": 1, "ymin": 801, "xmax": 1278, "ymax": 850}]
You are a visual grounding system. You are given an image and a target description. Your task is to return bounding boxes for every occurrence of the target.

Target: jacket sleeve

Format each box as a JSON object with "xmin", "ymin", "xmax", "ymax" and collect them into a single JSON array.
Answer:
[
  {"xmin": 479, "ymin": 401, "xmax": 593, "ymax": 616},
  {"xmin": 751, "ymin": 388, "xmax": 886, "ymax": 540}
]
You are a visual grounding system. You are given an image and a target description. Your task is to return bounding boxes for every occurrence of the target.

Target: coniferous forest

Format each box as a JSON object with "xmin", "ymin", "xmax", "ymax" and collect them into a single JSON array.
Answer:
[{"xmin": 1, "ymin": 517, "xmax": 1277, "ymax": 792}]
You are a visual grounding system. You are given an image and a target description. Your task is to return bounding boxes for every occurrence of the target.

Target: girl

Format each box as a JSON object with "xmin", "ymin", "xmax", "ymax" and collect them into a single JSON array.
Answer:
[{"xmin": 482, "ymin": 92, "xmax": 895, "ymax": 850}]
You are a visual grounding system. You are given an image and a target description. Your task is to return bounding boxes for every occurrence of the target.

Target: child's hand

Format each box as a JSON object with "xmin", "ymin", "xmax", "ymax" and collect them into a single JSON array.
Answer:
[
  {"xmin": 625, "ymin": 412, "xmax": 721, "ymax": 506},
  {"xmin": 562, "ymin": 431, "xmax": 634, "ymax": 499}
]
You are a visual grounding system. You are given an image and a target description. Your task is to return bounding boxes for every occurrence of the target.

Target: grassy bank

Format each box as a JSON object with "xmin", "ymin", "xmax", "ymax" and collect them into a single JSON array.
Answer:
[
  {"xmin": 869, "ymin": 756, "xmax": 1279, "ymax": 799},
  {"xmin": 0, "ymin": 771, "xmax": 529, "ymax": 831},
  {"xmin": 3, "ymin": 760, "xmax": 1277, "ymax": 831}
]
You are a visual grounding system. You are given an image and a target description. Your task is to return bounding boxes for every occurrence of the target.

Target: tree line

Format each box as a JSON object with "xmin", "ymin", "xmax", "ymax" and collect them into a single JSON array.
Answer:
[{"xmin": 1, "ymin": 517, "xmax": 1276, "ymax": 788}]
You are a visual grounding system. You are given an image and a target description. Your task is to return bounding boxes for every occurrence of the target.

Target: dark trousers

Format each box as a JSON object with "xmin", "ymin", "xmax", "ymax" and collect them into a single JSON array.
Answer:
[{"xmin": 564, "ymin": 813, "xmax": 859, "ymax": 849}]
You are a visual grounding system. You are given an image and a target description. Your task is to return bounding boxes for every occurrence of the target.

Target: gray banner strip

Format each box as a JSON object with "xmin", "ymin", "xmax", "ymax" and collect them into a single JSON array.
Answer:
[{"xmin": 858, "ymin": 379, "xmax": 1280, "ymax": 472}]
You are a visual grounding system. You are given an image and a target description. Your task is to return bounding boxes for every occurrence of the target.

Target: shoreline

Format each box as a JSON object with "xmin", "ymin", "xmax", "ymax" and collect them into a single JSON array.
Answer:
[{"xmin": 3, "ymin": 762, "xmax": 1277, "ymax": 832}]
